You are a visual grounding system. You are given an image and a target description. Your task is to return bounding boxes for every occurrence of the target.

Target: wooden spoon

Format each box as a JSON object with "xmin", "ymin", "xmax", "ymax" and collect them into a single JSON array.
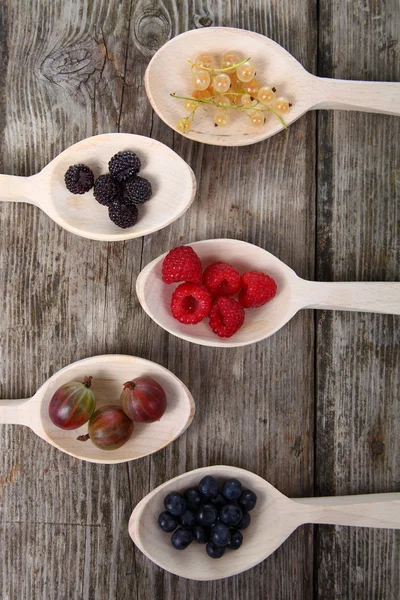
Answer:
[
  {"xmin": 0, "ymin": 355, "xmax": 195, "ymax": 464},
  {"xmin": 136, "ymin": 239, "xmax": 400, "ymax": 348},
  {"xmin": 0, "ymin": 133, "xmax": 196, "ymax": 241},
  {"xmin": 145, "ymin": 27, "xmax": 400, "ymax": 146},
  {"xmin": 129, "ymin": 465, "xmax": 400, "ymax": 581}
]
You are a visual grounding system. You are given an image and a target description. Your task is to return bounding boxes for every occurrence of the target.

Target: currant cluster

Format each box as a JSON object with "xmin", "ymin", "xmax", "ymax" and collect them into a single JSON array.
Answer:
[{"xmin": 171, "ymin": 51, "xmax": 292, "ymax": 134}]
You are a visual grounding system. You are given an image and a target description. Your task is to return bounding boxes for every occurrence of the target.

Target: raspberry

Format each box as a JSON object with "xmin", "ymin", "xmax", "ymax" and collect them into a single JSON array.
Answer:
[
  {"xmin": 93, "ymin": 174, "xmax": 122, "ymax": 206},
  {"xmin": 108, "ymin": 151, "xmax": 141, "ymax": 182},
  {"xmin": 64, "ymin": 164, "xmax": 94, "ymax": 194},
  {"xmin": 108, "ymin": 201, "xmax": 138, "ymax": 228},
  {"xmin": 170, "ymin": 283, "xmax": 212, "ymax": 325},
  {"xmin": 203, "ymin": 262, "xmax": 241, "ymax": 297},
  {"xmin": 162, "ymin": 246, "xmax": 202, "ymax": 284},
  {"xmin": 239, "ymin": 271, "xmax": 277, "ymax": 308},
  {"xmin": 125, "ymin": 176, "xmax": 152, "ymax": 205},
  {"xmin": 209, "ymin": 297, "xmax": 245, "ymax": 338}
]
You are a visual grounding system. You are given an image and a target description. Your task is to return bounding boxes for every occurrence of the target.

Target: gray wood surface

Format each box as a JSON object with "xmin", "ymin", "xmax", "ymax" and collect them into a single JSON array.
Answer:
[{"xmin": 0, "ymin": 0, "xmax": 398, "ymax": 599}]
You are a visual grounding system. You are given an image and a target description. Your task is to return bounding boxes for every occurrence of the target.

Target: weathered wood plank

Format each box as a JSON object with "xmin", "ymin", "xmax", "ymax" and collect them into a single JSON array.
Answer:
[
  {"xmin": 122, "ymin": 1, "xmax": 317, "ymax": 598},
  {"xmin": 316, "ymin": 0, "xmax": 400, "ymax": 598}
]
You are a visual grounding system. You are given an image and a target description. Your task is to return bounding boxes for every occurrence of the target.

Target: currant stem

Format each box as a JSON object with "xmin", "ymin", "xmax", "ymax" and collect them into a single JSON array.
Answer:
[
  {"xmin": 170, "ymin": 93, "xmax": 288, "ymax": 128},
  {"xmin": 189, "ymin": 57, "xmax": 251, "ymax": 73}
]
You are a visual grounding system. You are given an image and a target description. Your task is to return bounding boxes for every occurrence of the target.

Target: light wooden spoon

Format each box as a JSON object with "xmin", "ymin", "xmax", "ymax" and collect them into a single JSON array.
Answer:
[
  {"xmin": 129, "ymin": 465, "xmax": 400, "ymax": 581},
  {"xmin": 136, "ymin": 239, "xmax": 400, "ymax": 348},
  {"xmin": 145, "ymin": 27, "xmax": 400, "ymax": 146},
  {"xmin": 0, "ymin": 355, "xmax": 195, "ymax": 464},
  {"xmin": 0, "ymin": 133, "xmax": 196, "ymax": 241}
]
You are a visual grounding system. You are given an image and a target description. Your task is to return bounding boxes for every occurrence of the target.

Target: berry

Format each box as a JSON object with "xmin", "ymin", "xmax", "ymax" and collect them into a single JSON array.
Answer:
[
  {"xmin": 162, "ymin": 246, "xmax": 202, "ymax": 285},
  {"xmin": 203, "ymin": 262, "xmax": 241, "ymax": 297},
  {"xmin": 108, "ymin": 200, "xmax": 138, "ymax": 229},
  {"xmin": 222, "ymin": 478, "xmax": 243, "ymax": 501},
  {"xmin": 236, "ymin": 511, "xmax": 251, "ymax": 530},
  {"xmin": 158, "ymin": 511, "xmax": 178, "ymax": 533},
  {"xmin": 227, "ymin": 530, "xmax": 243, "ymax": 550},
  {"xmin": 206, "ymin": 541, "xmax": 226, "ymax": 559},
  {"xmin": 184, "ymin": 487, "xmax": 202, "ymax": 509},
  {"xmin": 108, "ymin": 151, "xmax": 141, "ymax": 182},
  {"xmin": 164, "ymin": 492, "xmax": 186, "ymax": 517},
  {"xmin": 197, "ymin": 504, "xmax": 218, "ymax": 527},
  {"xmin": 209, "ymin": 297, "xmax": 245, "ymax": 338},
  {"xmin": 239, "ymin": 489, "xmax": 257, "ymax": 512},
  {"xmin": 171, "ymin": 283, "xmax": 212, "ymax": 325},
  {"xmin": 199, "ymin": 475, "xmax": 219, "ymax": 499},
  {"xmin": 179, "ymin": 509, "xmax": 197, "ymax": 528},
  {"xmin": 239, "ymin": 271, "xmax": 277, "ymax": 308},
  {"xmin": 93, "ymin": 174, "xmax": 121, "ymax": 206},
  {"xmin": 125, "ymin": 176, "xmax": 152, "ymax": 205},
  {"xmin": 171, "ymin": 527, "xmax": 193, "ymax": 550},
  {"xmin": 192, "ymin": 525, "xmax": 210, "ymax": 544},
  {"xmin": 214, "ymin": 111, "xmax": 230, "ymax": 127},
  {"xmin": 64, "ymin": 164, "xmax": 94, "ymax": 194},
  {"xmin": 219, "ymin": 504, "xmax": 242, "ymax": 527},
  {"xmin": 210, "ymin": 522, "xmax": 231, "ymax": 547}
]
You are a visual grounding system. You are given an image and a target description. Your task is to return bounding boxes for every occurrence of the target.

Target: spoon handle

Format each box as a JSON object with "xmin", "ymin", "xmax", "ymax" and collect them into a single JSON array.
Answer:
[
  {"xmin": 0, "ymin": 398, "xmax": 33, "ymax": 425},
  {"xmin": 298, "ymin": 281, "xmax": 400, "ymax": 315},
  {"xmin": 293, "ymin": 493, "xmax": 400, "ymax": 529},
  {"xmin": 312, "ymin": 77, "xmax": 400, "ymax": 116},
  {"xmin": 0, "ymin": 174, "xmax": 37, "ymax": 204}
]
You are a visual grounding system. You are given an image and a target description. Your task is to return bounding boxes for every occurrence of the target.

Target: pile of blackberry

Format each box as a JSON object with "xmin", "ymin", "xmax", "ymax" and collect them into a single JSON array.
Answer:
[
  {"xmin": 158, "ymin": 475, "xmax": 257, "ymax": 559},
  {"xmin": 64, "ymin": 151, "xmax": 152, "ymax": 229}
]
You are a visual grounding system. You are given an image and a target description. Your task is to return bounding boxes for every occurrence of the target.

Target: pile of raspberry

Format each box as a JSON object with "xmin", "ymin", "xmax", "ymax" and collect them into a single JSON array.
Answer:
[
  {"xmin": 64, "ymin": 151, "xmax": 152, "ymax": 229},
  {"xmin": 162, "ymin": 245, "xmax": 277, "ymax": 338}
]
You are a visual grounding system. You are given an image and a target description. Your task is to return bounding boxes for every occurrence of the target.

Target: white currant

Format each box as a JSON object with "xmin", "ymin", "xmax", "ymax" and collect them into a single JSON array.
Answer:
[
  {"xmin": 192, "ymin": 70, "xmax": 211, "ymax": 91},
  {"xmin": 214, "ymin": 111, "xmax": 230, "ymax": 127},
  {"xmin": 258, "ymin": 86, "xmax": 276, "ymax": 105},
  {"xmin": 274, "ymin": 97, "xmax": 291, "ymax": 113},
  {"xmin": 236, "ymin": 60, "xmax": 256, "ymax": 82},
  {"xmin": 213, "ymin": 73, "xmax": 231, "ymax": 94}
]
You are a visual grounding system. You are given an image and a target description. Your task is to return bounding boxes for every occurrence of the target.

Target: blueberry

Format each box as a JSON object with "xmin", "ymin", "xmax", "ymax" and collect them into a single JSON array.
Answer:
[
  {"xmin": 239, "ymin": 489, "xmax": 257, "ymax": 512},
  {"xmin": 158, "ymin": 511, "xmax": 178, "ymax": 533},
  {"xmin": 199, "ymin": 476, "xmax": 219, "ymax": 499},
  {"xmin": 227, "ymin": 529, "xmax": 243, "ymax": 550},
  {"xmin": 184, "ymin": 487, "xmax": 202, "ymax": 508},
  {"xmin": 179, "ymin": 509, "xmax": 197, "ymax": 528},
  {"xmin": 171, "ymin": 527, "xmax": 193, "ymax": 550},
  {"xmin": 210, "ymin": 522, "xmax": 231, "ymax": 547},
  {"xmin": 236, "ymin": 511, "xmax": 251, "ymax": 530},
  {"xmin": 222, "ymin": 478, "xmax": 243, "ymax": 501},
  {"xmin": 192, "ymin": 525, "xmax": 210, "ymax": 544},
  {"xmin": 219, "ymin": 503, "xmax": 243, "ymax": 526},
  {"xmin": 210, "ymin": 493, "xmax": 225, "ymax": 509},
  {"xmin": 164, "ymin": 492, "xmax": 186, "ymax": 517},
  {"xmin": 206, "ymin": 541, "xmax": 226, "ymax": 559},
  {"xmin": 197, "ymin": 503, "xmax": 218, "ymax": 527}
]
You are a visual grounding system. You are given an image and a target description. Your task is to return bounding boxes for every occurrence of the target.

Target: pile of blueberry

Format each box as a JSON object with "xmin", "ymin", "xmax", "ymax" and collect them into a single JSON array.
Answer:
[{"xmin": 158, "ymin": 475, "xmax": 257, "ymax": 559}]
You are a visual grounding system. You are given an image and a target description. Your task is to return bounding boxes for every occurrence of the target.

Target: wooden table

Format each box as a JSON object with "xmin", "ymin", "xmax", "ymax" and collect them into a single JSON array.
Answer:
[{"xmin": 0, "ymin": 1, "xmax": 399, "ymax": 598}]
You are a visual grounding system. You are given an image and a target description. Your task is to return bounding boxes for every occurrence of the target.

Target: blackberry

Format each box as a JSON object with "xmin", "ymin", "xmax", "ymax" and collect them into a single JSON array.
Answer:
[
  {"xmin": 125, "ymin": 176, "xmax": 152, "ymax": 205},
  {"xmin": 108, "ymin": 201, "xmax": 138, "ymax": 229},
  {"xmin": 108, "ymin": 151, "xmax": 141, "ymax": 182},
  {"xmin": 64, "ymin": 164, "xmax": 94, "ymax": 194},
  {"xmin": 93, "ymin": 174, "xmax": 122, "ymax": 206}
]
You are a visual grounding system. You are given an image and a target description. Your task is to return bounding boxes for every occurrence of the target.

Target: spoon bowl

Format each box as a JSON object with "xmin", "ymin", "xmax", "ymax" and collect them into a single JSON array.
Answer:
[
  {"xmin": 0, "ymin": 134, "xmax": 196, "ymax": 241},
  {"xmin": 145, "ymin": 27, "xmax": 400, "ymax": 146},
  {"xmin": 136, "ymin": 239, "xmax": 400, "ymax": 347},
  {"xmin": 129, "ymin": 465, "xmax": 400, "ymax": 581},
  {"xmin": 0, "ymin": 354, "xmax": 195, "ymax": 464}
]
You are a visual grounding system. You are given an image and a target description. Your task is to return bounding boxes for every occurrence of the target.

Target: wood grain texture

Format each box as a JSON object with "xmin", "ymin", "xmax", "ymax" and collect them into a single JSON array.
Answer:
[
  {"xmin": 316, "ymin": 0, "xmax": 400, "ymax": 599},
  {"xmin": 0, "ymin": 0, "xmax": 397, "ymax": 599}
]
